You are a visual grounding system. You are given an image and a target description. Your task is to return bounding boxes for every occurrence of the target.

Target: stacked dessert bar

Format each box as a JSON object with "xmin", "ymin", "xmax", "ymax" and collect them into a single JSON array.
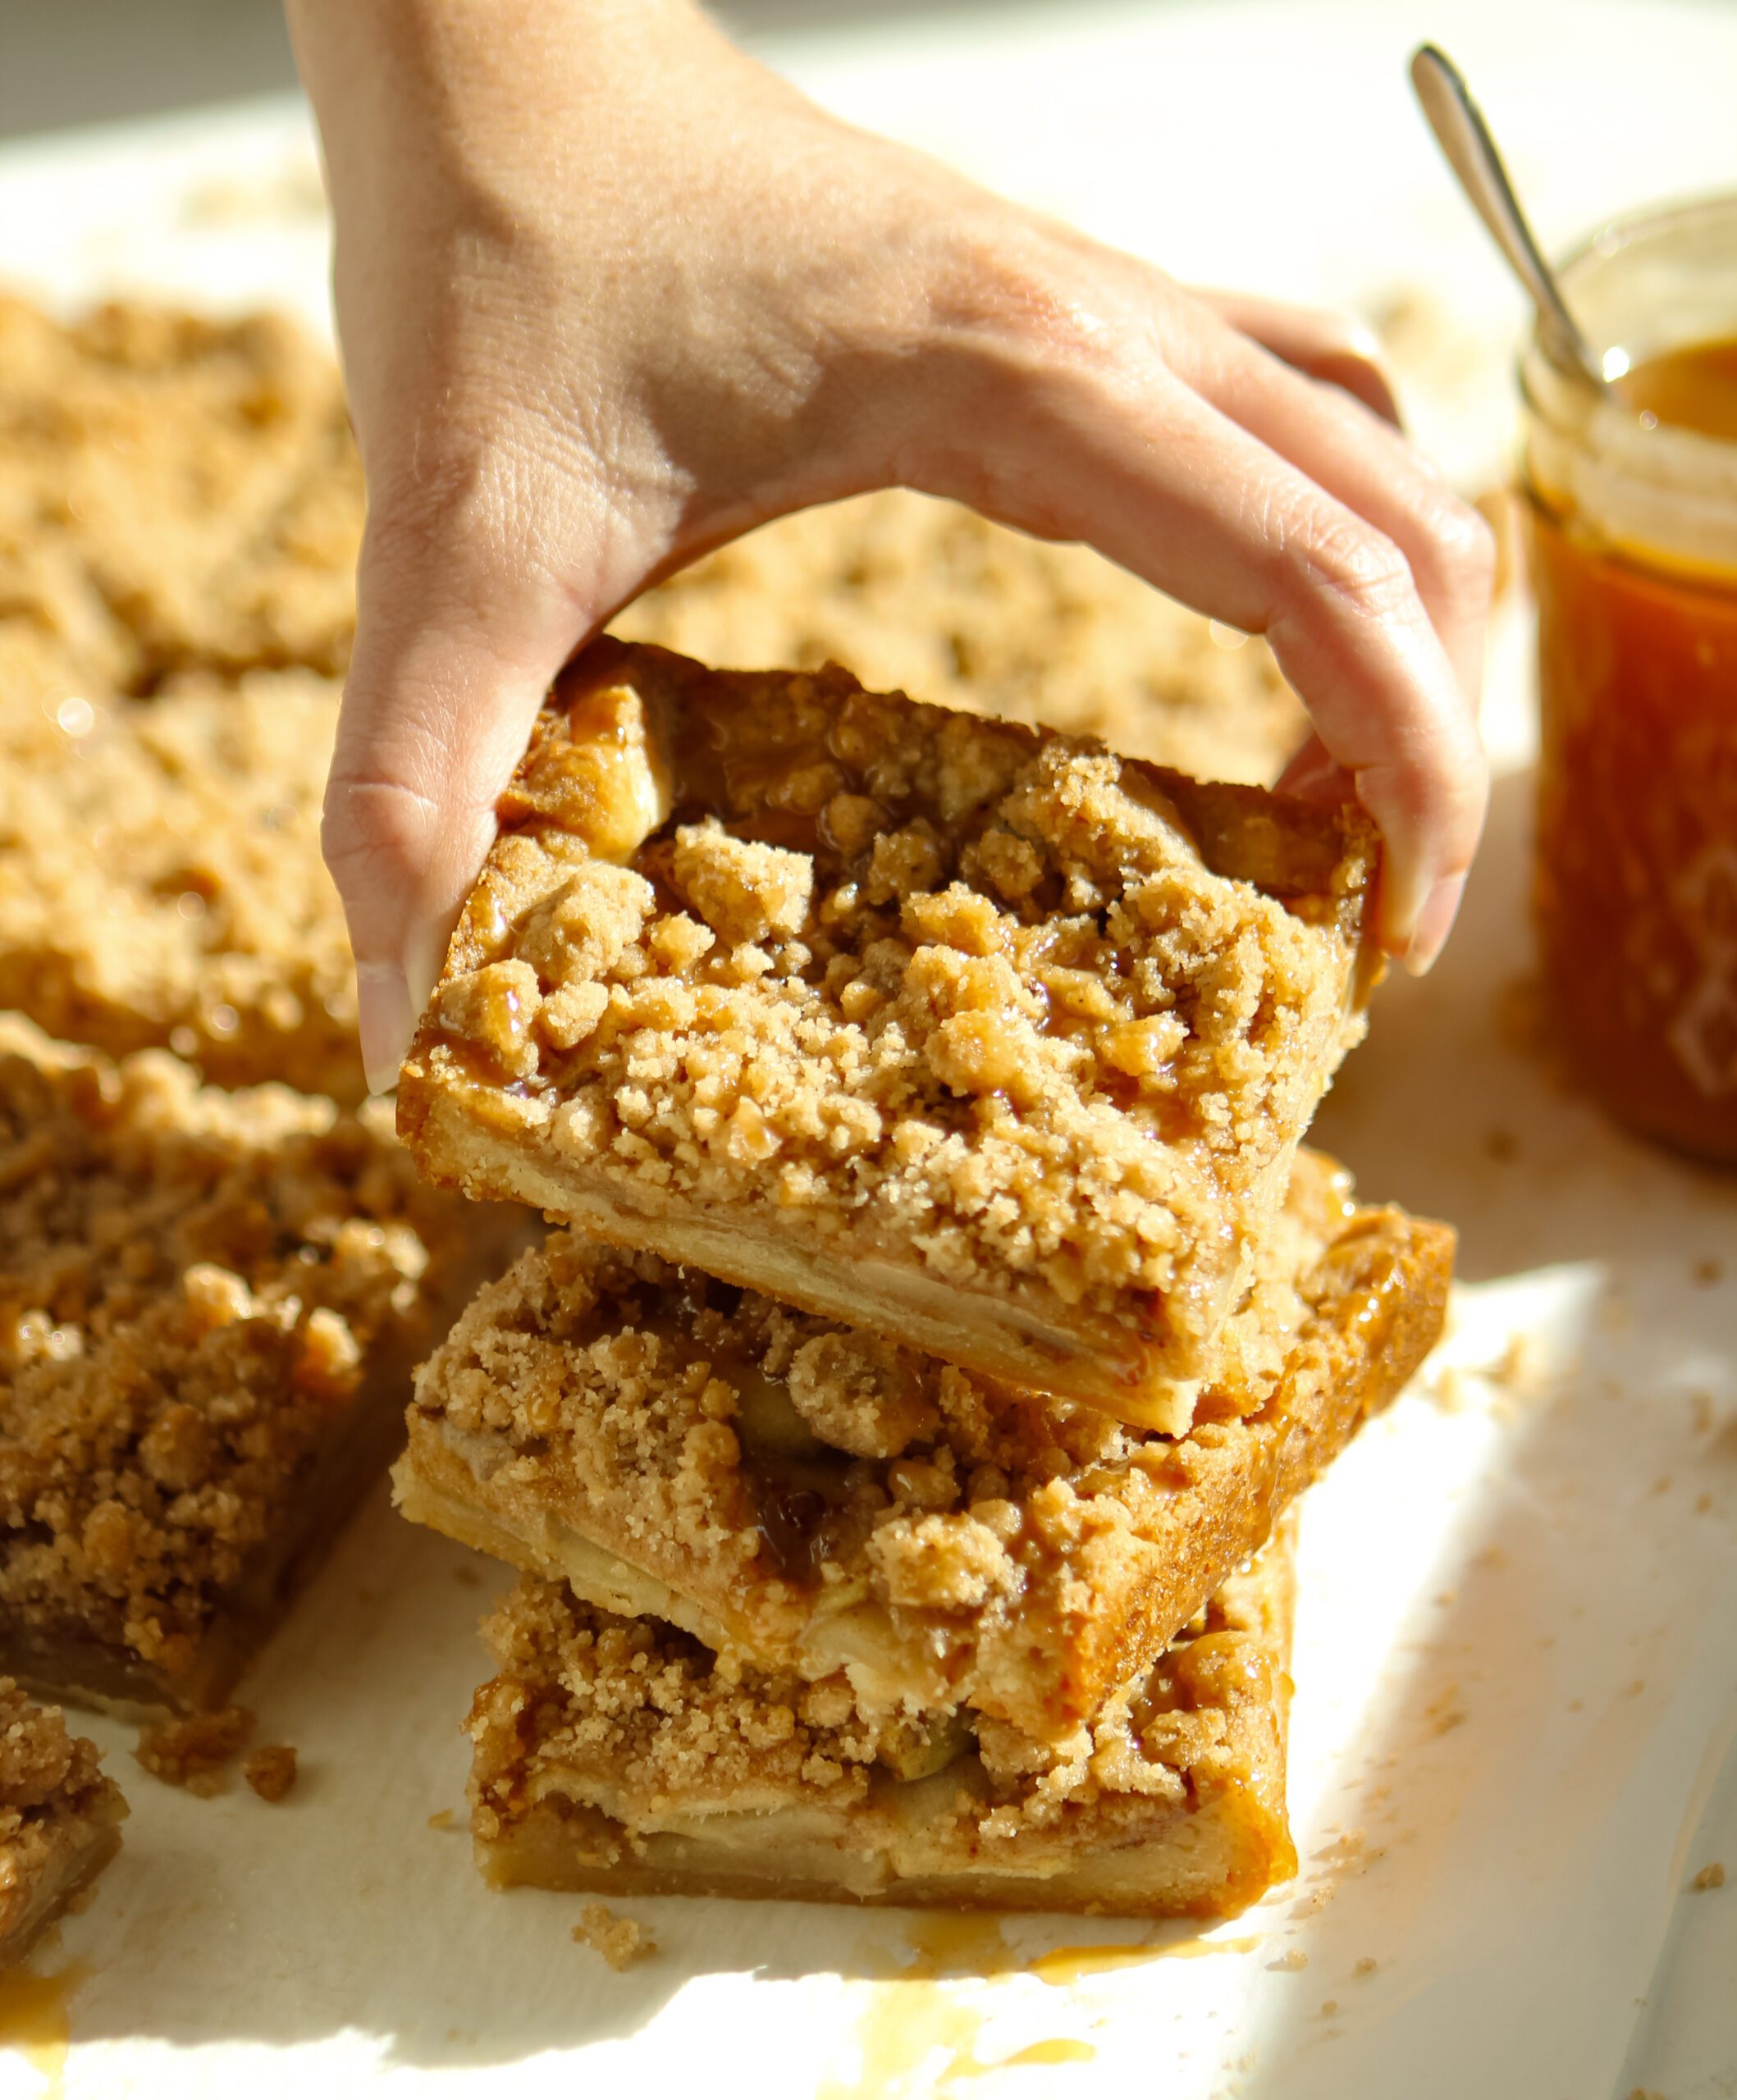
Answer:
[{"xmin": 392, "ymin": 638, "xmax": 1453, "ymax": 1917}]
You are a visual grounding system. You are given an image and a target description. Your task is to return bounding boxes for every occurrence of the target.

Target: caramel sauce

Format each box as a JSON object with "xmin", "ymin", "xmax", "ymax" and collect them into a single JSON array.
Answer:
[
  {"xmin": 1617, "ymin": 334, "xmax": 1737, "ymax": 441},
  {"xmin": 0, "ymin": 1960, "xmax": 89, "ymax": 2100},
  {"xmin": 1531, "ymin": 348, "xmax": 1737, "ymax": 1157}
]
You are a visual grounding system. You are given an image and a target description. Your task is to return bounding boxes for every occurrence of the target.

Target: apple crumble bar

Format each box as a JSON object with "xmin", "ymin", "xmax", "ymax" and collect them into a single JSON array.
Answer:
[
  {"xmin": 615, "ymin": 488, "xmax": 1309, "ymax": 786},
  {"xmin": 468, "ymin": 1526, "xmax": 1297, "ymax": 1918},
  {"xmin": 400, "ymin": 639, "xmax": 1378, "ymax": 1431},
  {"xmin": 0, "ymin": 1017, "xmax": 514, "ymax": 1718},
  {"xmin": 0, "ymin": 1676, "xmax": 126, "ymax": 1965},
  {"xmin": 0, "ymin": 294, "xmax": 361, "ymax": 692},
  {"xmin": 398, "ymin": 1153, "xmax": 1448, "ymax": 1742},
  {"xmin": 0, "ymin": 668, "xmax": 359, "ymax": 1100}
]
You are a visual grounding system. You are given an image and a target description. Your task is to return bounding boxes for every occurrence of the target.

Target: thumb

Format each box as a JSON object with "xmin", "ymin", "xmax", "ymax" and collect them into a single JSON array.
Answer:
[{"xmin": 324, "ymin": 505, "xmax": 585, "ymax": 1094}]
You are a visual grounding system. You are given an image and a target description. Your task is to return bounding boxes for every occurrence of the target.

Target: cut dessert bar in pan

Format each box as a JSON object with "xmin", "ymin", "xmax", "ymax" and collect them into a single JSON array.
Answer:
[
  {"xmin": 468, "ymin": 1524, "xmax": 1299, "ymax": 1919},
  {"xmin": 0, "ymin": 1018, "xmax": 516, "ymax": 1718},
  {"xmin": 0, "ymin": 669, "xmax": 360, "ymax": 1101},
  {"xmin": 400, "ymin": 638, "xmax": 1379, "ymax": 1433},
  {"xmin": 397, "ymin": 1151, "xmax": 1451, "ymax": 1743},
  {"xmin": 0, "ymin": 1675, "xmax": 126, "ymax": 1966},
  {"xmin": 0, "ymin": 294, "xmax": 362, "ymax": 692}
]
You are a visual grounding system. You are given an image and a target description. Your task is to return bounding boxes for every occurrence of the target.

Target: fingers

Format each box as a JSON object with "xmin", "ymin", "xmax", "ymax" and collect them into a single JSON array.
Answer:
[
  {"xmin": 1175, "ymin": 313, "xmax": 1495, "ymax": 713},
  {"xmin": 326, "ymin": 495, "xmax": 585, "ymax": 1092},
  {"xmin": 915, "ymin": 347, "xmax": 1487, "ymax": 966},
  {"xmin": 1193, "ymin": 288, "xmax": 1401, "ymax": 427}
]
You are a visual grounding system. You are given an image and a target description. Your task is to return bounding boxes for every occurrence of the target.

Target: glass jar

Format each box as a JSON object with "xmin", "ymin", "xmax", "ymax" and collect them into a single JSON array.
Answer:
[{"xmin": 1523, "ymin": 193, "xmax": 1737, "ymax": 1164}]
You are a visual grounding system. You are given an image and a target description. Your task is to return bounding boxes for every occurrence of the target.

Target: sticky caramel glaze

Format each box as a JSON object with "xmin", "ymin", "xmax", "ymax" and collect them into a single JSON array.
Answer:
[{"xmin": 1531, "ymin": 500, "xmax": 1737, "ymax": 1160}]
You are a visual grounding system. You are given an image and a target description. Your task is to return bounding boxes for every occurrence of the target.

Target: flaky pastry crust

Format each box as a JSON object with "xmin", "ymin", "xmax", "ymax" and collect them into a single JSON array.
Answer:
[{"xmin": 400, "ymin": 639, "xmax": 1378, "ymax": 1430}]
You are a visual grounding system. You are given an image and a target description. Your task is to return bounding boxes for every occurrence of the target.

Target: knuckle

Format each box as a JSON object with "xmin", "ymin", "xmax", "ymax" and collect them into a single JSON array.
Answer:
[
  {"xmin": 1291, "ymin": 518, "xmax": 1416, "ymax": 625},
  {"xmin": 320, "ymin": 773, "xmax": 438, "ymax": 885},
  {"xmin": 1405, "ymin": 486, "xmax": 1497, "ymax": 605}
]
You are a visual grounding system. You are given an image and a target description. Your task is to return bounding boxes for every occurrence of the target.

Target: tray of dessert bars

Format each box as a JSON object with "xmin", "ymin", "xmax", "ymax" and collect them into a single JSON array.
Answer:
[{"xmin": 0, "ymin": 3, "xmax": 1734, "ymax": 2097}]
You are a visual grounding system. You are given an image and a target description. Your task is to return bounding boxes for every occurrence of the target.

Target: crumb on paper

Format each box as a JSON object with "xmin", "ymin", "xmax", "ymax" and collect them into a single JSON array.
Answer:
[
  {"xmin": 1319, "ymin": 1999, "xmax": 1339, "ymax": 2016},
  {"xmin": 453, "ymin": 1564, "xmax": 483, "ymax": 1589},
  {"xmin": 1651, "ymin": 1476, "xmax": 1673, "ymax": 1497},
  {"xmin": 1483, "ymin": 1128, "xmax": 1518, "ymax": 1163},
  {"xmin": 1693, "ymin": 1258, "xmax": 1724, "ymax": 1285},
  {"xmin": 428, "ymin": 1808, "xmax": 458, "ymax": 1832},
  {"xmin": 1692, "ymin": 1862, "xmax": 1726, "ymax": 1891},
  {"xmin": 1695, "ymin": 1493, "xmax": 1714, "ymax": 1516},
  {"xmin": 134, "ymin": 1706, "xmax": 254, "ymax": 1795},
  {"xmin": 1354, "ymin": 1957, "xmax": 1378, "ymax": 1978},
  {"xmin": 242, "ymin": 1745, "xmax": 298, "ymax": 1802},
  {"xmin": 1623, "ymin": 1680, "xmax": 1646, "ymax": 1701},
  {"xmin": 1692, "ymin": 1392, "xmax": 1716, "ymax": 1434},
  {"xmin": 1268, "ymin": 1948, "xmax": 1308, "ymax": 1973},
  {"xmin": 1424, "ymin": 1687, "xmax": 1466, "ymax": 1737},
  {"xmin": 573, "ymin": 1902, "xmax": 656, "ymax": 1971}
]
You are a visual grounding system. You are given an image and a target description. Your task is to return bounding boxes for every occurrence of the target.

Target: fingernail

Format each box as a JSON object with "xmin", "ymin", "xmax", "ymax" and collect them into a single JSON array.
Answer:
[
  {"xmin": 357, "ymin": 961, "xmax": 420, "ymax": 1096},
  {"xmin": 1401, "ymin": 871, "xmax": 1467, "ymax": 976}
]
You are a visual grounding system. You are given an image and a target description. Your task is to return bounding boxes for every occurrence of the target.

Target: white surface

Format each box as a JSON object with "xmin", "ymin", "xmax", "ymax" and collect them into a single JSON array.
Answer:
[{"xmin": 1, "ymin": 4, "xmax": 1735, "ymax": 2096}]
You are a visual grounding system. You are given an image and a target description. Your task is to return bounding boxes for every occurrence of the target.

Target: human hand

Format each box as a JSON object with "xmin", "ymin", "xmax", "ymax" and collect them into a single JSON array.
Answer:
[{"xmin": 287, "ymin": 0, "xmax": 1492, "ymax": 1093}]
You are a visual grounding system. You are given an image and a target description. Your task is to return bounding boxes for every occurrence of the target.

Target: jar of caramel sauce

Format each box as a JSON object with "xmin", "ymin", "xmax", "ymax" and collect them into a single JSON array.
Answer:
[{"xmin": 1524, "ymin": 195, "xmax": 1737, "ymax": 1163}]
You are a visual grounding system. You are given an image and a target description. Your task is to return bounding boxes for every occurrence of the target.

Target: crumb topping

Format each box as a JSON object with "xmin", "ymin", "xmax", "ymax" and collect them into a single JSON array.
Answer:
[
  {"xmin": 0, "ymin": 669, "xmax": 359, "ymax": 1100},
  {"xmin": 242, "ymin": 1743, "xmax": 299, "ymax": 1802},
  {"xmin": 0, "ymin": 295, "xmax": 361, "ymax": 694},
  {"xmin": 572, "ymin": 1901, "xmax": 656, "ymax": 1969},
  {"xmin": 0, "ymin": 1019, "xmax": 464, "ymax": 1694},
  {"xmin": 0, "ymin": 1676, "xmax": 125, "ymax": 1935},
  {"xmin": 409, "ymin": 641, "xmax": 1375, "ymax": 1381},
  {"xmin": 134, "ymin": 1705, "xmax": 254, "ymax": 1795},
  {"xmin": 615, "ymin": 488, "xmax": 1309, "ymax": 787}
]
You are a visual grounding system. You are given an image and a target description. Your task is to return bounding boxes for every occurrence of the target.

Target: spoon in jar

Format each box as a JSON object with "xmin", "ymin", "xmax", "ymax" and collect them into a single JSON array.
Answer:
[{"xmin": 1410, "ymin": 43, "xmax": 1610, "ymax": 395}]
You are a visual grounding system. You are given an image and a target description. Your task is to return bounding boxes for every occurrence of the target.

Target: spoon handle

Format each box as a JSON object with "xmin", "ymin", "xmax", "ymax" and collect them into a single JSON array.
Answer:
[{"xmin": 1410, "ymin": 43, "xmax": 1605, "ymax": 389}]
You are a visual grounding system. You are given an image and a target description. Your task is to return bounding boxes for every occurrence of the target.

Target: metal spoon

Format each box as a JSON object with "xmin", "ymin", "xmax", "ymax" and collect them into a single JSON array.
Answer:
[{"xmin": 1410, "ymin": 43, "xmax": 1609, "ymax": 394}]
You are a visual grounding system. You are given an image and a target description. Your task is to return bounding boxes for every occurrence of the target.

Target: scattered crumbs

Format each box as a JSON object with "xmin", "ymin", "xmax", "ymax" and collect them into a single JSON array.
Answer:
[
  {"xmin": 1473, "ymin": 1546, "xmax": 1508, "ymax": 1573},
  {"xmin": 428, "ymin": 1808, "xmax": 458, "ymax": 1832},
  {"xmin": 1319, "ymin": 2000, "xmax": 1340, "ymax": 2017},
  {"xmin": 1433, "ymin": 1590, "xmax": 1457, "ymax": 1608},
  {"xmin": 1693, "ymin": 1257, "xmax": 1723, "ymax": 1286},
  {"xmin": 1650, "ymin": 1475, "xmax": 1673, "ymax": 1497},
  {"xmin": 1695, "ymin": 1492, "xmax": 1714, "ymax": 1516},
  {"xmin": 1488, "ymin": 1331, "xmax": 1552, "ymax": 1402},
  {"xmin": 1692, "ymin": 1392, "xmax": 1716, "ymax": 1434},
  {"xmin": 1568, "ymin": 1699, "xmax": 1584, "ymax": 1714},
  {"xmin": 134, "ymin": 1705, "xmax": 255, "ymax": 1796},
  {"xmin": 1622, "ymin": 1679, "xmax": 1646, "ymax": 1700},
  {"xmin": 1354, "ymin": 1957, "xmax": 1378, "ymax": 1979},
  {"xmin": 1268, "ymin": 1949, "xmax": 1308, "ymax": 1972},
  {"xmin": 573, "ymin": 1902, "xmax": 656, "ymax": 1971},
  {"xmin": 1692, "ymin": 1862, "xmax": 1726, "ymax": 1892},
  {"xmin": 1427, "ymin": 1366, "xmax": 1476, "ymax": 1415},
  {"xmin": 242, "ymin": 1745, "xmax": 298, "ymax": 1802},
  {"xmin": 1483, "ymin": 1127, "xmax": 1518, "ymax": 1163},
  {"xmin": 1424, "ymin": 1685, "xmax": 1467, "ymax": 1737},
  {"xmin": 453, "ymin": 1564, "xmax": 483, "ymax": 1589}
]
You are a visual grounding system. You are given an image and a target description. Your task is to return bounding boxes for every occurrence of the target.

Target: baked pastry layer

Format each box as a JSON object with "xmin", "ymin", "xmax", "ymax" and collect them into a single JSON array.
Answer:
[
  {"xmin": 397, "ymin": 1153, "xmax": 1449, "ymax": 1741},
  {"xmin": 0, "ymin": 1674, "xmax": 126, "ymax": 1965},
  {"xmin": 468, "ymin": 1528, "xmax": 1296, "ymax": 1919},
  {"xmin": 0, "ymin": 1017, "xmax": 517, "ymax": 1716},
  {"xmin": 615, "ymin": 487, "xmax": 1308, "ymax": 786},
  {"xmin": 0, "ymin": 669, "xmax": 359, "ymax": 1100},
  {"xmin": 400, "ymin": 638, "xmax": 1378, "ymax": 1431},
  {"xmin": 0, "ymin": 294, "xmax": 361, "ymax": 694}
]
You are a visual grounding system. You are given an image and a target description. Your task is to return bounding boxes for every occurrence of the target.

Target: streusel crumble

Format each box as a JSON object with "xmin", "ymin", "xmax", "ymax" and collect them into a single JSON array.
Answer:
[
  {"xmin": 0, "ymin": 1017, "xmax": 510, "ymax": 1717},
  {"xmin": 0, "ymin": 669, "xmax": 359, "ymax": 1099},
  {"xmin": 398, "ymin": 1155, "xmax": 1449, "ymax": 1740},
  {"xmin": 0, "ymin": 295, "xmax": 361, "ymax": 692},
  {"xmin": 400, "ymin": 639, "xmax": 1378, "ymax": 1431},
  {"xmin": 615, "ymin": 488, "xmax": 1308, "ymax": 786},
  {"xmin": 0, "ymin": 1675, "xmax": 126, "ymax": 1965},
  {"xmin": 467, "ymin": 1527, "xmax": 1296, "ymax": 1917}
]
